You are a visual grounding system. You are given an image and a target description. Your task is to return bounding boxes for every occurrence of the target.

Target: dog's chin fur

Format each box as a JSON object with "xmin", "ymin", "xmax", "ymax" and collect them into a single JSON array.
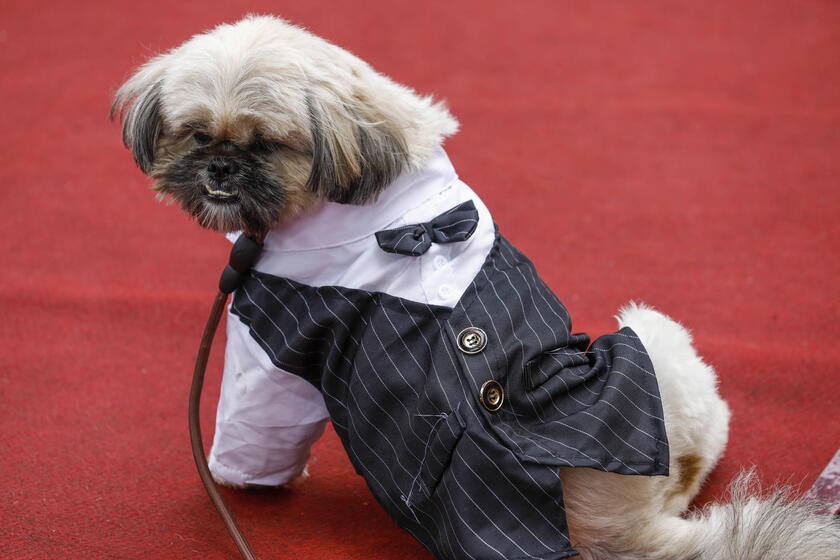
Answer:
[{"xmin": 112, "ymin": 15, "xmax": 840, "ymax": 559}]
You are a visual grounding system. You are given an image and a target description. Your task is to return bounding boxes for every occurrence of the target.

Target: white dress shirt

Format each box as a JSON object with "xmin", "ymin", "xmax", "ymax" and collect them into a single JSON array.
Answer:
[{"xmin": 208, "ymin": 148, "xmax": 496, "ymax": 486}]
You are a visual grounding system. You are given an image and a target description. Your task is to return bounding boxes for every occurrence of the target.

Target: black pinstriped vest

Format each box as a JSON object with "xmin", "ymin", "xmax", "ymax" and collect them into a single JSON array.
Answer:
[{"xmin": 231, "ymin": 231, "xmax": 669, "ymax": 560}]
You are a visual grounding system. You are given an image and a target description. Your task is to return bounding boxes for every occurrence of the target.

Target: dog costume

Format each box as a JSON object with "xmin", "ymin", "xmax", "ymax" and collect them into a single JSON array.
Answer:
[{"xmin": 209, "ymin": 148, "xmax": 669, "ymax": 559}]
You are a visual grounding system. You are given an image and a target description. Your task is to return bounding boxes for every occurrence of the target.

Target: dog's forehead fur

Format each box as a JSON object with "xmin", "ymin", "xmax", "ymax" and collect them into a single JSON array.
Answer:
[{"xmin": 158, "ymin": 17, "xmax": 353, "ymax": 143}]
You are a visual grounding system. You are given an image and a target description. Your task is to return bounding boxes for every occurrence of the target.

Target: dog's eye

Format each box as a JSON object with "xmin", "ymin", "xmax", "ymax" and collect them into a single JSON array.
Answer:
[
  {"xmin": 252, "ymin": 137, "xmax": 284, "ymax": 155},
  {"xmin": 193, "ymin": 131, "xmax": 213, "ymax": 145}
]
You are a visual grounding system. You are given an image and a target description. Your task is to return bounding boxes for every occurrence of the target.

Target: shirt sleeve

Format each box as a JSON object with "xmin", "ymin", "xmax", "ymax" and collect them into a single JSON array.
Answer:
[{"xmin": 208, "ymin": 306, "xmax": 330, "ymax": 486}]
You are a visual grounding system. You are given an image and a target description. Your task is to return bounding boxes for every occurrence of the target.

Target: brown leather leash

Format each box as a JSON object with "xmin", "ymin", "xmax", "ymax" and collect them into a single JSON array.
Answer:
[{"xmin": 188, "ymin": 234, "xmax": 264, "ymax": 560}]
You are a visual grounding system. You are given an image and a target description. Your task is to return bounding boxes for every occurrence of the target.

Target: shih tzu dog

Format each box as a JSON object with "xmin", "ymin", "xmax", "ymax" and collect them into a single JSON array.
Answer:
[{"xmin": 112, "ymin": 15, "xmax": 839, "ymax": 560}]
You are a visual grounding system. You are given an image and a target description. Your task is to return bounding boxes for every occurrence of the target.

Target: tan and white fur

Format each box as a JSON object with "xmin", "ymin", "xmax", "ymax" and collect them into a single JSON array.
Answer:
[{"xmin": 112, "ymin": 15, "xmax": 840, "ymax": 560}]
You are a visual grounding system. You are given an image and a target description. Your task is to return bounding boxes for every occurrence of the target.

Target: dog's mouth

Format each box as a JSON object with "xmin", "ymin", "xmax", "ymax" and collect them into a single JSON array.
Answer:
[
  {"xmin": 203, "ymin": 184, "xmax": 240, "ymax": 204},
  {"xmin": 159, "ymin": 152, "xmax": 285, "ymax": 234}
]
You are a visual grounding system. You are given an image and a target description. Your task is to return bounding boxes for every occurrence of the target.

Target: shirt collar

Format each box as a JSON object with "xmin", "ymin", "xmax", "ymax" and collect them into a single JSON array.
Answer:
[{"xmin": 258, "ymin": 147, "xmax": 458, "ymax": 252}]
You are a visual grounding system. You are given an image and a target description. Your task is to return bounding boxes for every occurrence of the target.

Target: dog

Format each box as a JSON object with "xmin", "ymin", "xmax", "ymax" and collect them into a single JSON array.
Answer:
[{"xmin": 112, "ymin": 15, "xmax": 840, "ymax": 559}]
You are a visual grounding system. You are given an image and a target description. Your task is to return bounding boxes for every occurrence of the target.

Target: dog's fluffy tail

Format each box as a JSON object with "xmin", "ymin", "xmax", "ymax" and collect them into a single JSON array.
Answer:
[
  {"xmin": 686, "ymin": 471, "xmax": 840, "ymax": 560},
  {"xmin": 582, "ymin": 471, "xmax": 840, "ymax": 560}
]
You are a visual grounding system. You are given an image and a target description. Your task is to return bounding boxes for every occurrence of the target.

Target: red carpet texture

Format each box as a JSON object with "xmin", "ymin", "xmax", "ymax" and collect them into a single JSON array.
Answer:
[{"xmin": 2, "ymin": 1, "xmax": 839, "ymax": 558}]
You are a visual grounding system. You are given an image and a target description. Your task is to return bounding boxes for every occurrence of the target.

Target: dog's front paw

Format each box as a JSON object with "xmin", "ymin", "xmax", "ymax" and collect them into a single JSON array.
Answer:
[
  {"xmin": 210, "ymin": 464, "xmax": 310, "ymax": 490},
  {"xmin": 280, "ymin": 464, "xmax": 310, "ymax": 489},
  {"xmin": 211, "ymin": 471, "xmax": 248, "ymax": 489}
]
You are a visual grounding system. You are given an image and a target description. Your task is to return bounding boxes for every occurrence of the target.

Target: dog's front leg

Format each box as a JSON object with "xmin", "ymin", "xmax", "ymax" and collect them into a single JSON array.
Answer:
[{"xmin": 208, "ymin": 307, "xmax": 330, "ymax": 488}]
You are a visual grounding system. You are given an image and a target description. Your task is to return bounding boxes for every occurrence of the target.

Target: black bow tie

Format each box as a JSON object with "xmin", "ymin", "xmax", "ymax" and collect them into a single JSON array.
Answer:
[{"xmin": 375, "ymin": 200, "xmax": 480, "ymax": 256}]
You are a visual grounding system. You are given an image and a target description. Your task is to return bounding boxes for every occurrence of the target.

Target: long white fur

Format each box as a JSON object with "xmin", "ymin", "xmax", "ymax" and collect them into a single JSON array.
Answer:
[
  {"xmin": 114, "ymin": 16, "xmax": 840, "ymax": 559},
  {"xmin": 562, "ymin": 304, "xmax": 840, "ymax": 559}
]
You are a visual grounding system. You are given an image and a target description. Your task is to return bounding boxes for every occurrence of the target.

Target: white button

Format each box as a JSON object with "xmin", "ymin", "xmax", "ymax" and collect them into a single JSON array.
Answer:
[
  {"xmin": 433, "ymin": 255, "xmax": 448, "ymax": 271},
  {"xmin": 438, "ymin": 284, "xmax": 455, "ymax": 299}
]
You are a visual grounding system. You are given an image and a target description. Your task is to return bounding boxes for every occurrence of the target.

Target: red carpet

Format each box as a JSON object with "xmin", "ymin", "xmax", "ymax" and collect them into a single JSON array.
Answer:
[{"xmin": 2, "ymin": 2, "xmax": 839, "ymax": 558}]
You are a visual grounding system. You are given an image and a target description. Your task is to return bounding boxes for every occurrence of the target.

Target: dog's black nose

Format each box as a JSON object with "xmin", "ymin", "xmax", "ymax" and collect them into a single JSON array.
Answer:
[{"xmin": 207, "ymin": 158, "xmax": 239, "ymax": 180}]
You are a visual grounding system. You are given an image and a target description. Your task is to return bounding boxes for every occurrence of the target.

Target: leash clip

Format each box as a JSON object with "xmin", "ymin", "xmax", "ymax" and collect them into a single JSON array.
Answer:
[{"xmin": 219, "ymin": 234, "xmax": 263, "ymax": 294}]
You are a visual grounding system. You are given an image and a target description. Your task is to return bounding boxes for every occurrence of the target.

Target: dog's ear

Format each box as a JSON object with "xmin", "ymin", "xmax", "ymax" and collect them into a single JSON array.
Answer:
[
  {"xmin": 305, "ymin": 92, "xmax": 408, "ymax": 205},
  {"xmin": 110, "ymin": 61, "xmax": 167, "ymax": 175}
]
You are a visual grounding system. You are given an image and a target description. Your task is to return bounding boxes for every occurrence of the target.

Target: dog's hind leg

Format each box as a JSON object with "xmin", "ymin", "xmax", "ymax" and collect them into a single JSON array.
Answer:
[
  {"xmin": 618, "ymin": 302, "xmax": 731, "ymax": 514},
  {"xmin": 559, "ymin": 303, "xmax": 731, "ymax": 558},
  {"xmin": 560, "ymin": 304, "xmax": 840, "ymax": 560}
]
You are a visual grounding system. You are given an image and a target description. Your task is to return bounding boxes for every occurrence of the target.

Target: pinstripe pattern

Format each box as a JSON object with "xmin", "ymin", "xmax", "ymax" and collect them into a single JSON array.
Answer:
[{"xmin": 230, "ymin": 229, "xmax": 668, "ymax": 560}]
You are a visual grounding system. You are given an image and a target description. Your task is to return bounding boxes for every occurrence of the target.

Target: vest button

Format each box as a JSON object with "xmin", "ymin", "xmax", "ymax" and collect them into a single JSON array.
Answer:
[
  {"xmin": 480, "ymin": 380, "xmax": 504, "ymax": 412},
  {"xmin": 432, "ymin": 255, "xmax": 449, "ymax": 271},
  {"xmin": 438, "ymin": 284, "xmax": 455, "ymax": 300},
  {"xmin": 457, "ymin": 327, "xmax": 487, "ymax": 354}
]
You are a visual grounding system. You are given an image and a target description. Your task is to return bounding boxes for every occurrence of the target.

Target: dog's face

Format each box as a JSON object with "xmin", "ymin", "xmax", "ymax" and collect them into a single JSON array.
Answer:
[{"xmin": 112, "ymin": 16, "xmax": 458, "ymax": 236}]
